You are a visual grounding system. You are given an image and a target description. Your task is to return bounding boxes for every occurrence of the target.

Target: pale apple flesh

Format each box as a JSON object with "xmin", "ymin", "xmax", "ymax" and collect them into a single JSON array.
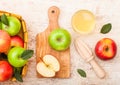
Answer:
[
  {"xmin": 95, "ymin": 38, "xmax": 117, "ymax": 60},
  {"xmin": 37, "ymin": 55, "xmax": 60, "ymax": 77},
  {"xmin": 43, "ymin": 55, "xmax": 60, "ymax": 72},
  {"xmin": 37, "ymin": 62, "xmax": 55, "ymax": 77}
]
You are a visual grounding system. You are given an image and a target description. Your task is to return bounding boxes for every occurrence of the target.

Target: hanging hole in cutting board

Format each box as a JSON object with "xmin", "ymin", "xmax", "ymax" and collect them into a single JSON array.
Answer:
[{"xmin": 51, "ymin": 10, "xmax": 55, "ymax": 13}]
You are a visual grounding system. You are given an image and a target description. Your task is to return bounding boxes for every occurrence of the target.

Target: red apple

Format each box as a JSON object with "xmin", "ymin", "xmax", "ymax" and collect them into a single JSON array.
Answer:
[
  {"xmin": 0, "ymin": 30, "xmax": 11, "ymax": 53},
  {"xmin": 95, "ymin": 38, "xmax": 117, "ymax": 60},
  {"xmin": 0, "ymin": 61, "xmax": 13, "ymax": 82},
  {"xmin": 11, "ymin": 35, "xmax": 24, "ymax": 48}
]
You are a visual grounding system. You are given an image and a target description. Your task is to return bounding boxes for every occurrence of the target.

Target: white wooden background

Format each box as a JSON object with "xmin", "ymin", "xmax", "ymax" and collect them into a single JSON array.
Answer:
[{"xmin": 0, "ymin": 0, "xmax": 120, "ymax": 85}]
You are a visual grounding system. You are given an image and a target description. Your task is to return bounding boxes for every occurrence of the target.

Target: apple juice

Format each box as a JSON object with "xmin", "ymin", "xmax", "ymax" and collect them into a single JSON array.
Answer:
[{"xmin": 72, "ymin": 10, "xmax": 95, "ymax": 34}]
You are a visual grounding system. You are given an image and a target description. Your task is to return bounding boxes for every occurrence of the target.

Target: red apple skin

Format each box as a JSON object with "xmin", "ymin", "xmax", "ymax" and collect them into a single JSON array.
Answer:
[
  {"xmin": 95, "ymin": 38, "xmax": 117, "ymax": 60},
  {"xmin": 11, "ymin": 35, "xmax": 24, "ymax": 48},
  {"xmin": 0, "ymin": 61, "xmax": 13, "ymax": 82},
  {"xmin": 0, "ymin": 30, "xmax": 11, "ymax": 53}
]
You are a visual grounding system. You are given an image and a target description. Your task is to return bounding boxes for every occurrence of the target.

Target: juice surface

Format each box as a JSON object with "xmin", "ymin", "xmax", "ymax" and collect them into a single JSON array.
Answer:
[{"xmin": 72, "ymin": 10, "xmax": 95, "ymax": 34}]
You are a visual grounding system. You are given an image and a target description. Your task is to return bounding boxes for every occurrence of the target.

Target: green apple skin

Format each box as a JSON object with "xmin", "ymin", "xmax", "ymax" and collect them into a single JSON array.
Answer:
[
  {"xmin": 48, "ymin": 28, "xmax": 71, "ymax": 51},
  {"xmin": 2, "ymin": 16, "xmax": 21, "ymax": 36},
  {"xmin": 8, "ymin": 47, "xmax": 27, "ymax": 67}
]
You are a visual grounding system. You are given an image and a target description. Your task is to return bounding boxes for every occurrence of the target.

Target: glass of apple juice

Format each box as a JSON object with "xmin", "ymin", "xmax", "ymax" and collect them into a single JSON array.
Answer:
[{"xmin": 72, "ymin": 10, "xmax": 95, "ymax": 34}]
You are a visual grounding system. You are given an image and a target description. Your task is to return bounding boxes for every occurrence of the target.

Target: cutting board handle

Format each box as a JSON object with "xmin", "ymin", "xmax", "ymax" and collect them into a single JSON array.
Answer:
[{"xmin": 48, "ymin": 6, "xmax": 60, "ymax": 30}]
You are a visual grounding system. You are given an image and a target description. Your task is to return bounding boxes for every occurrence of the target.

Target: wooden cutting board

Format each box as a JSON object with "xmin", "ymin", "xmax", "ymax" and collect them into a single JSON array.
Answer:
[{"xmin": 36, "ymin": 6, "xmax": 70, "ymax": 78}]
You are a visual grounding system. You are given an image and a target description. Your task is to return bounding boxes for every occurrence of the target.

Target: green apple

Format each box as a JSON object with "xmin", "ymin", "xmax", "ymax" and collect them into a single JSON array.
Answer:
[
  {"xmin": 48, "ymin": 28, "xmax": 71, "ymax": 51},
  {"xmin": 8, "ymin": 47, "xmax": 27, "ymax": 67},
  {"xmin": 2, "ymin": 16, "xmax": 21, "ymax": 36}
]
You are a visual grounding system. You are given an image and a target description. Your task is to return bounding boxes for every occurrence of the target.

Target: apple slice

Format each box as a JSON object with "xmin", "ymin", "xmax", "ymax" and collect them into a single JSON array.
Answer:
[
  {"xmin": 37, "ymin": 55, "xmax": 60, "ymax": 77},
  {"xmin": 37, "ymin": 62, "xmax": 55, "ymax": 77}
]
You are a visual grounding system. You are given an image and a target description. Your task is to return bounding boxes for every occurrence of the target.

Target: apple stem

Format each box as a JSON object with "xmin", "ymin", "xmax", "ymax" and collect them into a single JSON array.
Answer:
[
  {"xmin": 51, "ymin": 10, "xmax": 55, "ymax": 13},
  {"xmin": 104, "ymin": 46, "xmax": 109, "ymax": 52},
  {"xmin": 57, "ymin": 38, "xmax": 62, "ymax": 42}
]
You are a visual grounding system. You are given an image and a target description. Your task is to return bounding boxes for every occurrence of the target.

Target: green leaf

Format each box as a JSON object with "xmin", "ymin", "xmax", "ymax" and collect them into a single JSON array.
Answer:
[
  {"xmin": 77, "ymin": 69, "xmax": 86, "ymax": 78},
  {"xmin": 21, "ymin": 50, "xmax": 34, "ymax": 60},
  {"xmin": 1, "ymin": 14, "xmax": 9, "ymax": 26},
  {"xmin": 100, "ymin": 23, "xmax": 112, "ymax": 34},
  {"xmin": 14, "ymin": 67, "xmax": 23, "ymax": 82}
]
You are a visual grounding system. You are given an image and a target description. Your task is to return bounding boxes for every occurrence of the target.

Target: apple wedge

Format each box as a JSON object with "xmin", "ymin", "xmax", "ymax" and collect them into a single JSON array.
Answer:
[{"xmin": 37, "ymin": 55, "xmax": 60, "ymax": 77}]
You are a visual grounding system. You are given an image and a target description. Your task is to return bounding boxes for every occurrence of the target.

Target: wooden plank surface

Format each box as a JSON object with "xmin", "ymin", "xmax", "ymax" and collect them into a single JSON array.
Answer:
[
  {"xmin": 1, "ymin": 1, "xmax": 120, "ymax": 85},
  {"xmin": 36, "ymin": 6, "xmax": 70, "ymax": 78}
]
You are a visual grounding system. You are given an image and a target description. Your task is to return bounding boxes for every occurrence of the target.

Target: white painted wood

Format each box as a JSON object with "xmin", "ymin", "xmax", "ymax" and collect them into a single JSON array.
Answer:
[{"xmin": 0, "ymin": 0, "xmax": 120, "ymax": 85}]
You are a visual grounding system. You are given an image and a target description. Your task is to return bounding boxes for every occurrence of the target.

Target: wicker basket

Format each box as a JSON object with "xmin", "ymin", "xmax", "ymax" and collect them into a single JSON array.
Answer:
[{"xmin": 0, "ymin": 11, "xmax": 28, "ymax": 81}]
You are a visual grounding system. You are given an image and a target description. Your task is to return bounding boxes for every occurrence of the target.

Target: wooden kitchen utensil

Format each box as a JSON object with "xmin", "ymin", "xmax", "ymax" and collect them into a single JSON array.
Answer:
[
  {"xmin": 36, "ymin": 6, "xmax": 70, "ymax": 78},
  {"xmin": 74, "ymin": 38, "xmax": 105, "ymax": 79}
]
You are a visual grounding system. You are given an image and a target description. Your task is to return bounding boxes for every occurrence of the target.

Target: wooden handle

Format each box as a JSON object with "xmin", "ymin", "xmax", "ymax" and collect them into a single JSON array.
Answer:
[
  {"xmin": 89, "ymin": 58, "xmax": 106, "ymax": 79},
  {"xmin": 48, "ymin": 6, "xmax": 60, "ymax": 30}
]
